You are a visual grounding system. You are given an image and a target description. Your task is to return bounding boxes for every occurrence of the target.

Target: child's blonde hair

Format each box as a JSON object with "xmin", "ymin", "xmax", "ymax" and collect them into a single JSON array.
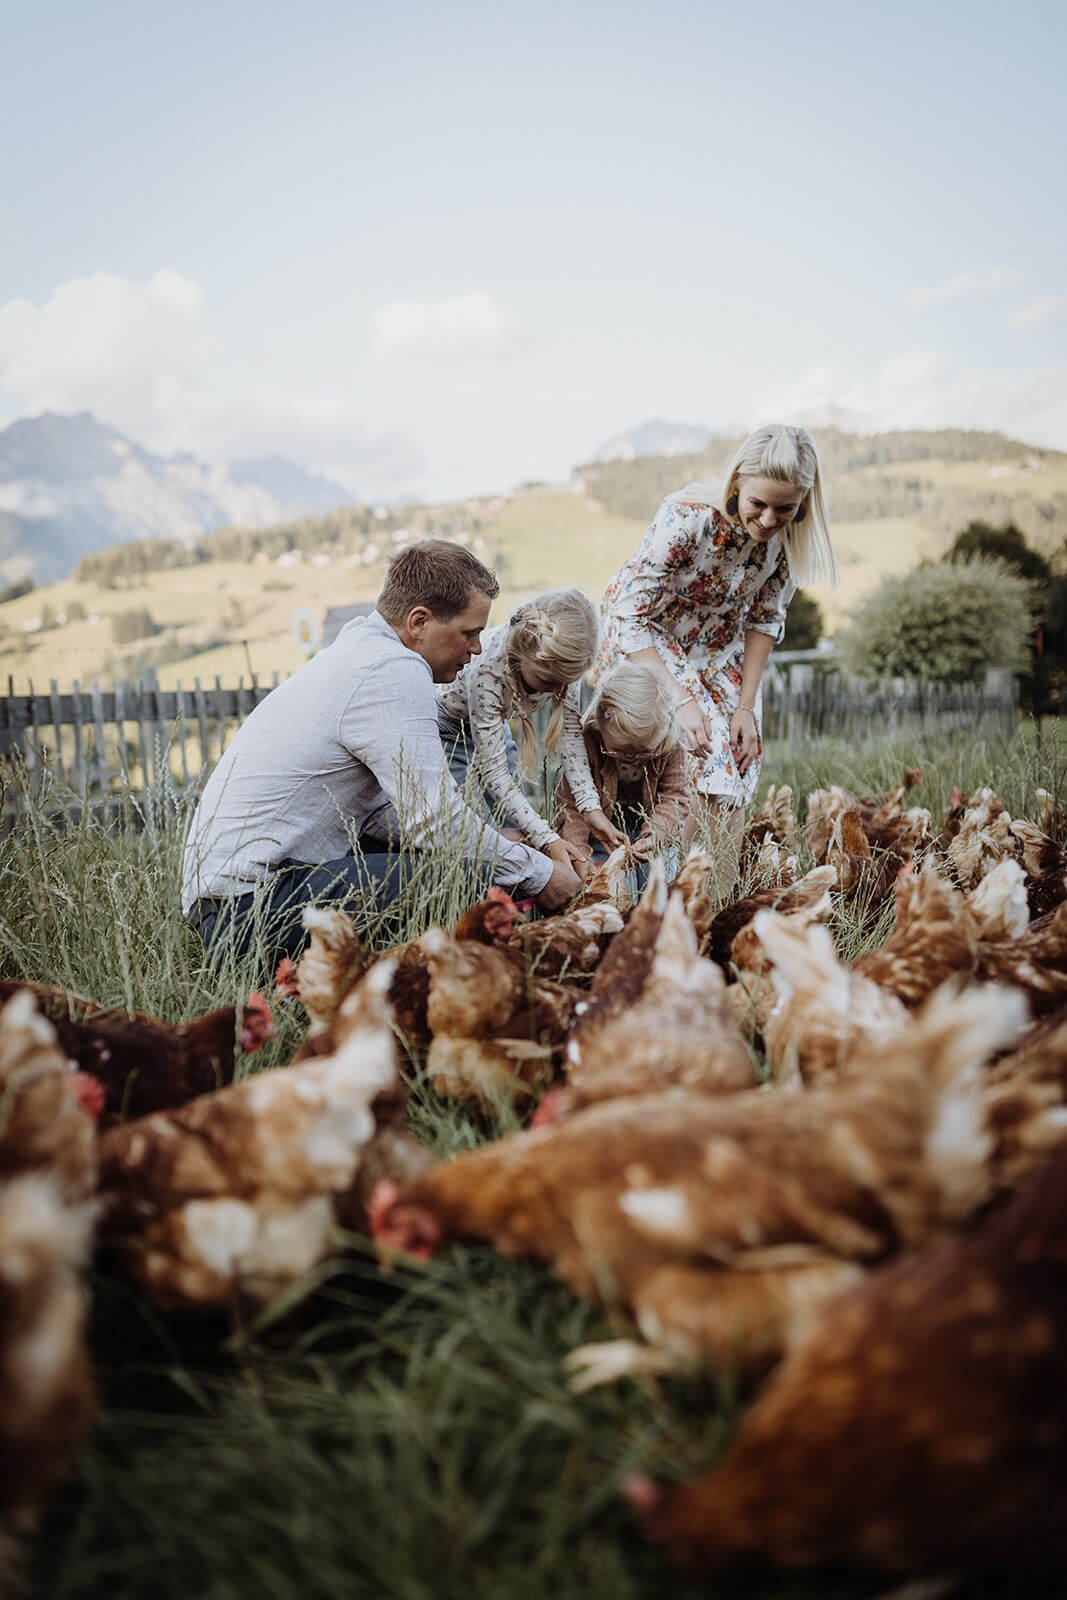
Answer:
[
  {"xmin": 507, "ymin": 588, "xmax": 599, "ymax": 775},
  {"xmin": 583, "ymin": 661, "xmax": 679, "ymax": 757}
]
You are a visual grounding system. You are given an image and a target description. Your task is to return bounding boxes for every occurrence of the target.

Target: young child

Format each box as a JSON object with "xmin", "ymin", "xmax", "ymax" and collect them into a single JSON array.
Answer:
[
  {"xmin": 436, "ymin": 588, "xmax": 623, "ymax": 868},
  {"xmin": 554, "ymin": 660, "xmax": 692, "ymax": 876}
]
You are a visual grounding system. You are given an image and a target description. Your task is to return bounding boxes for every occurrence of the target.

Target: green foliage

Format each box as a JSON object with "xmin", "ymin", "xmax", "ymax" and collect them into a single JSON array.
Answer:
[
  {"xmin": 837, "ymin": 558, "xmax": 1032, "ymax": 682},
  {"xmin": 782, "ymin": 589, "xmax": 824, "ymax": 650},
  {"xmin": 111, "ymin": 607, "xmax": 161, "ymax": 645},
  {"xmin": 945, "ymin": 519, "xmax": 1051, "ymax": 585}
]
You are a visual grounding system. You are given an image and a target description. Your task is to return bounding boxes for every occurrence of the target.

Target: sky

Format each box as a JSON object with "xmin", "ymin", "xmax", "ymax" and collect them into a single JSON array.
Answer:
[{"xmin": 1, "ymin": 0, "xmax": 1065, "ymax": 501}]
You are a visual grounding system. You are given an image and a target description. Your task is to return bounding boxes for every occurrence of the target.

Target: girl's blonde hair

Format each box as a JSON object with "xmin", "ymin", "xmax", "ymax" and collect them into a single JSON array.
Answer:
[
  {"xmin": 678, "ymin": 423, "xmax": 838, "ymax": 588},
  {"xmin": 582, "ymin": 661, "xmax": 679, "ymax": 757},
  {"xmin": 507, "ymin": 588, "xmax": 599, "ymax": 775}
]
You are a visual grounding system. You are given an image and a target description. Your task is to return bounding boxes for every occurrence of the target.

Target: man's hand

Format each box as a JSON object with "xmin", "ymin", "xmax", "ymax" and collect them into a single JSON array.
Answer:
[{"xmin": 534, "ymin": 856, "xmax": 583, "ymax": 910}]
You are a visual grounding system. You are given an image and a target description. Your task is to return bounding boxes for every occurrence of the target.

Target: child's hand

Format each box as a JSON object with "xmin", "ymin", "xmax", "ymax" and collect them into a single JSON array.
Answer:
[
  {"xmin": 583, "ymin": 808, "xmax": 628, "ymax": 850},
  {"xmin": 545, "ymin": 837, "xmax": 589, "ymax": 871}
]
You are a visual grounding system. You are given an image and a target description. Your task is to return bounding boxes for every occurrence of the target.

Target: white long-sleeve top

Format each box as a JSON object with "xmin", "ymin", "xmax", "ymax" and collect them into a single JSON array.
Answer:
[
  {"xmin": 181, "ymin": 610, "xmax": 552, "ymax": 912},
  {"xmin": 436, "ymin": 623, "xmax": 601, "ymax": 850}
]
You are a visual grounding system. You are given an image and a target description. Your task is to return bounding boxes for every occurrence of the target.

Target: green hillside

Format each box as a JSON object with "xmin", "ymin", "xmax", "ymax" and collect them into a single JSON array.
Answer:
[{"xmin": 2, "ymin": 427, "xmax": 1065, "ymax": 691}]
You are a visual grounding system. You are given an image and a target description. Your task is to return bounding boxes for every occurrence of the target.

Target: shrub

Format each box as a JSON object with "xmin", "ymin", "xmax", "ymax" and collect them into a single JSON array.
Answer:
[
  {"xmin": 838, "ymin": 558, "xmax": 1032, "ymax": 683},
  {"xmin": 111, "ymin": 607, "xmax": 161, "ymax": 645},
  {"xmin": 782, "ymin": 589, "xmax": 824, "ymax": 650}
]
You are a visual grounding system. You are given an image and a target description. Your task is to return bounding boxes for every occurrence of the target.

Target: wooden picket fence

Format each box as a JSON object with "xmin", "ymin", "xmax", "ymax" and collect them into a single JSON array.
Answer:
[
  {"xmin": 761, "ymin": 663, "xmax": 1019, "ymax": 748},
  {"xmin": 0, "ymin": 670, "xmax": 281, "ymax": 828},
  {"xmin": 0, "ymin": 662, "xmax": 1020, "ymax": 829}
]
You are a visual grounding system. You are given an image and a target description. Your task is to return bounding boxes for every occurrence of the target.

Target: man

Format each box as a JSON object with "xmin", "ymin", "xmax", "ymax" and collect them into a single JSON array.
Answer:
[{"xmin": 182, "ymin": 539, "xmax": 581, "ymax": 958}]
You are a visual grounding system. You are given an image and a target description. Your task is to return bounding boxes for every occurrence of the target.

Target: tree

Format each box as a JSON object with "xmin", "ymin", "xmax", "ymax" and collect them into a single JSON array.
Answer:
[
  {"xmin": 782, "ymin": 590, "xmax": 824, "ymax": 651},
  {"xmin": 838, "ymin": 559, "xmax": 1032, "ymax": 683},
  {"xmin": 944, "ymin": 519, "xmax": 1051, "ymax": 587}
]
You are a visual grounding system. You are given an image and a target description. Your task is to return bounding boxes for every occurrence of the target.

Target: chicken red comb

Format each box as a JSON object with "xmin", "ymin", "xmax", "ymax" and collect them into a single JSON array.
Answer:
[
  {"xmin": 530, "ymin": 1086, "xmax": 567, "ymax": 1128},
  {"xmin": 368, "ymin": 1179, "xmax": 401, "ymax": 1238},
  {"xmin": 951, "ymin": 785, "xmax": 964, "ymax": 808},
  {"xmin": 620, "ymin": 1473, "xmax": 662, "ymax": 1513},
  {"xmin": 240, "ymin": 991, "xmax": 275, "ymax": 1051},
  {"xmin": 487, "ymin": 886, "xmax": 513, "ymax": 905},
  {"xmin": 274, "ymin": 957, "xmax": 300, "ymax": 998},
  {"xmin": 70, "ymin": 1071, "xmax": 106, "ymax": 1120}
]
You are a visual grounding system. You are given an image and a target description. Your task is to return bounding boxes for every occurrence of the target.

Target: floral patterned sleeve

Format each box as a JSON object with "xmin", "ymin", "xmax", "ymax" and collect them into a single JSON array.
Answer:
[
  {"xmin": 610, "ymin": 496, "xmax": 706, "ymax": 656},
  {"xmin": 556, "ymin": 683, "xmax": 601, "ymax": 816},
  {"xmin": 744, "ymin": 541, "xmax": 795, "ymax": 643},
  {"xmin": 464, "ymin": 652, "xmax": 560, "ymax": 849}
]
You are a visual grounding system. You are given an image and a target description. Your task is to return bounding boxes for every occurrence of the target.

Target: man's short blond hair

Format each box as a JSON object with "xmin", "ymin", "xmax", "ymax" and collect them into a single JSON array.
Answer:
[{"xmin": 377, "ymin": 538, "xmax": 500, "ymax": 624}]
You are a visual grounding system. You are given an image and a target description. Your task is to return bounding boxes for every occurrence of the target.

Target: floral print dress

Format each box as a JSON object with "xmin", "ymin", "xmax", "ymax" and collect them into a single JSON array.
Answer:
[{"xmin": 596, "ymin": 493, "xmax": 794, "ymax": 805}]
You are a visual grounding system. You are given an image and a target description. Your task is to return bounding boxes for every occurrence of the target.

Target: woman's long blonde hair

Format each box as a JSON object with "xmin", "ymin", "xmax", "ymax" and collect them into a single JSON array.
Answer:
[
  {"xmin": 582, "ymin": 661, "xmax": 679, "ymax": 757},
  {"xmin": 677, "ymin": 422, "xmax": 838, "ymax": 588},
  {"xmin": 506, "ymin": 588, "xmax": 599, "ymax": 776}
]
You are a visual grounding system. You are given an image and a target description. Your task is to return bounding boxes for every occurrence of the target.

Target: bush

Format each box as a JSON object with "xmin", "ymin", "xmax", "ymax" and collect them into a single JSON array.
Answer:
[
  {"xmin": 782, "ymin": 589, "xmax": 824, "ymax": 650},
  {"xmin": 838, "ymin": 558, "xmax": 1032, "ymax": 683},
  {"xmin": 111, "ymin": 608, "xmax": 161, "ymax": 645}
]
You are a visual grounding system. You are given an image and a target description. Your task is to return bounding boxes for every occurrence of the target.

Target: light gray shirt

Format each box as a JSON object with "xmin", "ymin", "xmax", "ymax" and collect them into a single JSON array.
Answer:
[{"xmin": 181, "ymin": 609, "xmax": 552, "ymax": 912}]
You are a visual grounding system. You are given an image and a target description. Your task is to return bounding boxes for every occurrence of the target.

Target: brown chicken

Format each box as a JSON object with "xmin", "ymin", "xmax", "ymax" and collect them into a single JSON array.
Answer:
[
  {"xmin": 419, "ymin": 928, "xmax": 579, "ymax": 1109},
  {"xmin": 1009, "ymin": 817, "xmax": 1067, "ymax": 918},
  {"xmin": 742, "ymin": 783, "xmax": 798, "ymax": 855},
  {"xmin": 704, "ymin": 863, "xmax": 838, "ymax": 972},
  {"xmin": 371, "ymin": 984, "xmax": 1024, "ymax": 1384},
  {"xmin": 0, "ymin": 993, "xmax": 99, "ymax": 1577},
  {"xmin": 976, "ymin": 898, "xmax": 1067, "ymax": 1016},
  {"xmin": 755, "ymin": 912, "xmax": 911, "ymax": 1087},
  {"xmin": 0, "ymin": 981, "xmax": 274, "ymax": 1122},
  {"xmin": 1037, "ymin": 786, "xmax": 1066, "ymax": 843},
  {"xmin": 562, "ymin": 863, "xmax": 669, "ymax": 1073},
  {"xmin": 628, "ymin": 1143, "xmax": 1067, "ymax": 1580},
  {"xmin": 505, "ymin": 899, "xmax": 624, "ymax": 980},
  {"xmin": 97, "ymin": 960, "xmax": 423, "ymax": 1308},
  {"xmin": 724, "ymin": 867, "xmax": 836, "ymax": 1044},
  {"xmin": 288, "ymin": 888, "xmax": 526, "ymax": 1063},
  {"xmin": 947, "ymin": 786, "xmax": 1018, "ymax": 889},
  {"xmin": 851, "ymin": 861, "xmax": 979, "ymax": 1006},
  {"xmin": 535, "ymin": 894, "xmax": 755, "ymax": 1124},
  {"xmin": 966, "ymin": 856, "xmax": 1030, "ymax": 941}
]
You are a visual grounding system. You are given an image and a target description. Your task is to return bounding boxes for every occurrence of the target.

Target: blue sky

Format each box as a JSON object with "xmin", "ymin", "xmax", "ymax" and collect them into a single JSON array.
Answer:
[{"xmin": 1, "ymin": 0, "xmax": 1064, "ymax": 499}]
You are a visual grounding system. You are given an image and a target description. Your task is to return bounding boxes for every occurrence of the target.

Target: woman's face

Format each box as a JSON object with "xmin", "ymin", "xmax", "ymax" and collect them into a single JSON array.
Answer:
[{"xmin": 735, "ymin": 475, "xmax": 805, "ymax": 542}]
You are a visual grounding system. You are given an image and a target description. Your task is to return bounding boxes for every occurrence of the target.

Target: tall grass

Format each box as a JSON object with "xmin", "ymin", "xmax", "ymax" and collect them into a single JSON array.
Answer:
[{"xmin": 5, "ymin": 725, "xmax": 1064, "ymax": 1598}]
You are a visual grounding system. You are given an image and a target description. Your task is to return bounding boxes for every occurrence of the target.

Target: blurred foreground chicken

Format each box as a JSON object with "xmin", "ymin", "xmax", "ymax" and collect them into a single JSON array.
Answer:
[
  {"xmin": 372, "ymin": 984, "xmax": 1024, "ymax": 1383},
  {"xmin": 97, "ymin": 961, "xmax": 431, "ymax": 1308},
  {"xmin": 628, "ymin": 1142, "xmax": 1067, "ymax": 1580},
  {"xmin": 535, "ymin": 894, "xmax": 755, "ymax": 1125},
  {"xmin": 0, "ymin": 993, "xmax": 99, "ymax": 1577},
  {"xmin": 851, "ymin": 861, "xmax": 979, "ymax": 1006},
  {"xmin": 0, "ymin": 979, "xmax": 273, "ymax": 1122}
]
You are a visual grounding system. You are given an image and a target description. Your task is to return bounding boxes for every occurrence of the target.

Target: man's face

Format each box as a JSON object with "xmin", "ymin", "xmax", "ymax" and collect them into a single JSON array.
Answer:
[{"xmin": 408, "ymin": 595, "xmax": 491, "ymax": 682}]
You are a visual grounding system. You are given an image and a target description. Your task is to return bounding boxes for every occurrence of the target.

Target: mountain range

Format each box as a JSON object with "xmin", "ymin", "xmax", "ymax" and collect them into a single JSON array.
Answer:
[{"xmin": 0, "ymin": 412, "xmax": 354, "ymax": 584}]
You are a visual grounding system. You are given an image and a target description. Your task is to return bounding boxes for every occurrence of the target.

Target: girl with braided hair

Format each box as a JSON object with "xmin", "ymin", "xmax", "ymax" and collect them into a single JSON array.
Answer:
[{"xmin": 437, "ymin": 587, "xmax": 625, "ymax": 869}]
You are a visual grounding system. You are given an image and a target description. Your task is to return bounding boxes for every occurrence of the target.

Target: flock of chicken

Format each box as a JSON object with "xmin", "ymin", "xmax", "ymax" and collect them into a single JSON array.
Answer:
[{"xmin": 3, "ymin": 772, "xmax": 1067, "ymax": 1585}]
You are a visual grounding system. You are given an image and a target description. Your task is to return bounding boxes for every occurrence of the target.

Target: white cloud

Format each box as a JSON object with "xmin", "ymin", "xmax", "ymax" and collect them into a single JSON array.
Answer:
[
  {"xmin": 907, "ymin": 267, "xmax": 1019, "ymax": 308},
  {"xmin": 0, "ymin": 269, "xmax": 211, "ymax": 447},
  {"xmin": 749, "ymin": 348, "xmax": 1067, "ymax": 450},
  {"xmin": 1006, "ymin": 295, "xmax": 1066, "ymax": 333},
  {"xmin": 369, "ymin": 290, "xmax": 513, "ymax": 358}
]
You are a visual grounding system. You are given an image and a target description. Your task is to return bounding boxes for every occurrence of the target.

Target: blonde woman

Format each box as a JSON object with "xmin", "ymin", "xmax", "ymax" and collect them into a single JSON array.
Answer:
[
  {"xmin": 596, "ymin": 424, "xmax": 837, "ymax": 862},
  {"xmin": 554, "ymin": 660, "xmax": 691, "ymax": 876},
  {"xmin": 437, "ymin": 588, "xmax": 625, "ymax": 868}
]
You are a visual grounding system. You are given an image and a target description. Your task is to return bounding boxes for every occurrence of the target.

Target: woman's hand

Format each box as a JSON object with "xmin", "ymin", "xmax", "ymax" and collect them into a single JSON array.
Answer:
[
  {"xmin": 729, "ymin": 705, "xmax": 761, "ymax": 775},
  {"xmin": 582, "ymin": 808, "xmax": 628, "ymax": 850},
  {"xmin": 545, "ymin": 836, "xmax": 591, "ymax": 870},
  {"xmin": 677, "ymin": 696, "xmax": 714, "ymax": 759}
]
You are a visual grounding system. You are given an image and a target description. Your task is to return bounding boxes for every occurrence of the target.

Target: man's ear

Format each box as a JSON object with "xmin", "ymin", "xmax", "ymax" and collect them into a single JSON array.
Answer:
[{"xmin": 404, "ymin": 605, "xmax": 434, "ymax": 640}]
